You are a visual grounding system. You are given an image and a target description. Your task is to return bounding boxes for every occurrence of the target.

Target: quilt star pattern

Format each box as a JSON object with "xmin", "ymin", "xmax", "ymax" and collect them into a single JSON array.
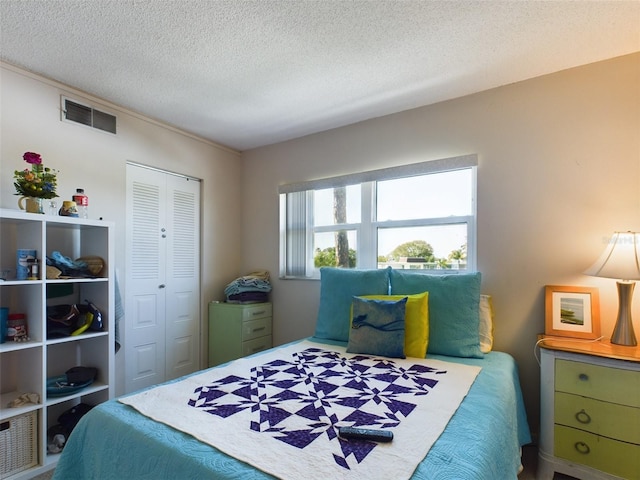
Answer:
[
  {"xmin": 188, "ymin": 347, "xmax": 445, "ymax": 469},
  {"xmin": 120, "ymin": 340, "xmax": 480, "ymax": 480}
]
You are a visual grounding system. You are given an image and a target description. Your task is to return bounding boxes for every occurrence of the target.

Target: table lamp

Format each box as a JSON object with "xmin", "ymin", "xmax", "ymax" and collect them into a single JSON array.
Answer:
[{"xmin": 584, "ymin": 231, "xmax": 639, "ymax": 346}]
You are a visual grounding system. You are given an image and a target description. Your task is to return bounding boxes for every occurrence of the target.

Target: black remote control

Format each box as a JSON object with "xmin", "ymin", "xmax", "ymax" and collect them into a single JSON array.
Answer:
[{"xmin": 338, "ymin": 426, "xmax": 393, "ymax": 442}]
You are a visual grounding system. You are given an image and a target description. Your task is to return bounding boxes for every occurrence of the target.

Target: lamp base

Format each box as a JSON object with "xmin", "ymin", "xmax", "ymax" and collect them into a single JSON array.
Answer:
[{"xmin": 611, "ymin": 281, "xmax": 638, "ymax": 346}]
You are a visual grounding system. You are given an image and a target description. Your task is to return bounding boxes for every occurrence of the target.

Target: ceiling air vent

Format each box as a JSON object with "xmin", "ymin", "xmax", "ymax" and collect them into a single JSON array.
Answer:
[{"xmin": 62, "ymin": 97, "xmax": 117, "ymax": 134}]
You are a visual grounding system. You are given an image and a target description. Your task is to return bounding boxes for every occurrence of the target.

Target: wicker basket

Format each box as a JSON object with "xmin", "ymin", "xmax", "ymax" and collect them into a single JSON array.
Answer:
[{"xmin": 0, "ymin": 410, "xmax": 38, "ymax": 479}]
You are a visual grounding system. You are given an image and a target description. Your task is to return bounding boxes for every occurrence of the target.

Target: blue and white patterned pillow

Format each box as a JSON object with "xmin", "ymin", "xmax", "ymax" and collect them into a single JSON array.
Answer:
[{"xmin": 347, "ymin": 296, "xmax": 407, "ymax": 358}]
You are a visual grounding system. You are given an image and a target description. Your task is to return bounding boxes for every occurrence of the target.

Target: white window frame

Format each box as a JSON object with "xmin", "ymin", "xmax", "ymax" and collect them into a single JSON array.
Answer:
[{"xmin": 279, "ymin": 154, "xmax": 477, "ymax": 279}]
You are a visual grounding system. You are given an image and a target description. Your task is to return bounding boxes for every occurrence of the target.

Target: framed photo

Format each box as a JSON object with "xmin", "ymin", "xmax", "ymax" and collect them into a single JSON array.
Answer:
[{"xmin": 545, "ymin": 285, "xmax": 601, "ymax": 339}]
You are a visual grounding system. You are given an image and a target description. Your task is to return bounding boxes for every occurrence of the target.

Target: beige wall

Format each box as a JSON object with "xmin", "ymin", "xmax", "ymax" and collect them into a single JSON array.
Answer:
[
  {"xmin": 240, "ymin": 52, "xmax": 640, "ymax": 437},
  {"xmin": 0, "ymin": 63, "xmax": 244, "ymax": 396},
  {"xmin": 2, "ymin": 52, "xmax": 638, "ymax": 436}
]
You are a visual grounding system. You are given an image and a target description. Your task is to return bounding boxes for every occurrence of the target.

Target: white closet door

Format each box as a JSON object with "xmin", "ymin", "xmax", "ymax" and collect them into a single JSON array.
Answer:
[
  {"xmin": 125, "ymin": 166, "xmax": 167, "ymax": 393},
  {"xmin": 165, "ymin": 175, "xmax": 200, "ymax": 381},
  {"xmin": 125, "ymin": 164, "xmax": 201, "ymax": 393}
]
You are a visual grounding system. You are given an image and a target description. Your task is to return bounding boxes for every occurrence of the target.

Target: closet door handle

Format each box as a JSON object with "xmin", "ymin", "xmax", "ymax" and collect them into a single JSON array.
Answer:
[{"xmin": 159, "ymin": 284, "xmax": 166, "ymax": 289}]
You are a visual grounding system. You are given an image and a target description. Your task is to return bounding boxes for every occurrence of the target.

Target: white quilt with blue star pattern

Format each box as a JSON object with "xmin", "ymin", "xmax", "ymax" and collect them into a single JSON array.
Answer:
[{"xmin": 120, "ymin": 340, "xmax": 480, "ymax": 480}]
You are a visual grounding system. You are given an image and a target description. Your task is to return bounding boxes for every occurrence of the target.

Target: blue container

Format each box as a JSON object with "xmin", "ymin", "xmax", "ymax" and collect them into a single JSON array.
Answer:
[
  {"xmin": 0, "ymin": 307, "xmax": 8, "ymax": 343},
  {"xmin": 16, "ymin": 249, "xmax": 37, "ymax": 280}
]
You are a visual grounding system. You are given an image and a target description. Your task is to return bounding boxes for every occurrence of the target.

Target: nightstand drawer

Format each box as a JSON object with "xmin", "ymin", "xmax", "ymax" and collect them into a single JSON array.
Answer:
[
  {"xmin": 242, "ymin": 317, "xmax": 272, "ymax": 341},
  {"xmin": 554, "ymin": 424, "xmax": 640, "ymax": 479},
  {"xmin": 240, "ymin": 304, "xmax": 272, "ymax": 322},
  {"xmin": 208, "ymin": 302, "xmax": 273, "ymax": 367},
  {"xmin": 555, "ymin": 391, "xmax": 640, "ymax": 444},
  {"xmin": 556, "ymin": 359, "xmax": 640, "ymax": 407},
  {"xmin": 242, "ymin": 335, "xmax": 272, "ymax": 357}
]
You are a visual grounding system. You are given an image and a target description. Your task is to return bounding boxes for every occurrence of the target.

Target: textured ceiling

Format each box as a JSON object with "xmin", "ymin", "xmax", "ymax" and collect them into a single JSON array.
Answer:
[{"xmin": 1, "ymin": 1, "xmax": 639, "ymax": 151}]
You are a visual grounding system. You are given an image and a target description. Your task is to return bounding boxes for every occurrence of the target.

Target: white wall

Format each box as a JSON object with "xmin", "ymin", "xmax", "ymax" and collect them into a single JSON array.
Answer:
[
  {"xmin": 240, "ymin": 53, "xmax": 640, "ymax": 437},
  {"xmin": 0, "ymin": 64, "xmax": 244, "ymax": 396}
]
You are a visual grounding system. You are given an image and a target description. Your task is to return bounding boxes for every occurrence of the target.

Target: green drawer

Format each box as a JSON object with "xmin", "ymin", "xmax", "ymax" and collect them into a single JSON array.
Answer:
[
  {"xmin": 242, "ymin": 335, "xmax": 272, "ymax": 357},
  {"xmin": 240, "ymin": 304, "xmax": 272, "ymax": 321},
  {"xmin": 555, "ymin": 425, "xmax": 640, "ymax": 479},
  {"xmin": 555, "ymin": 391, "xmax": 640, "ymax": 444},
  {"xmin": 208, "ymin": 302, "xmax": 272, "ymax": 367},
  {"xmin": 556, "ymin": 359, "xmax": 640, "ymax": 408},
  {"xmin": 242, "ymin": 317, "xmax": 272, "ymax": 341}
]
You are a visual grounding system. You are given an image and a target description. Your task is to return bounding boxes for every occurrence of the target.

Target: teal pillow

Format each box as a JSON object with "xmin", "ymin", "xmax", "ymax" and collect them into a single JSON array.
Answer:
[
  {"xmin": 389, "ymin": 271, "xmax": 483, "ymax": 358},
  {"xmin": 347, "ymin": 297, "xmax": 407, "ymax": 358},
  {"xmin": 314, "ymin": 267, "xmax": 390, "ymax": 342}
]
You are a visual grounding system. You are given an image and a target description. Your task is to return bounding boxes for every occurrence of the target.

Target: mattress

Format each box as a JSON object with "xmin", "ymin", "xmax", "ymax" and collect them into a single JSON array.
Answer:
[{"xmin": 53, "ymin": 339, "xmax": 531, "ymax": 480}]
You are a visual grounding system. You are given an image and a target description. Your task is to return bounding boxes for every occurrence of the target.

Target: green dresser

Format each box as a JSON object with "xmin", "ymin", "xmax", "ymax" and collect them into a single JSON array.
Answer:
[
  {"xmin": 208, "ymin": 302, "xmax": 272, "ymax": 367},
  {"xmin": 539, "ymin": 337, "xmax": 640, "ymax": 480}
]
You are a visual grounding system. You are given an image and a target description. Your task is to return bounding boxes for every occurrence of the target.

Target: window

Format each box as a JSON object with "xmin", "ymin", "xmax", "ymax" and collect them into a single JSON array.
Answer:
[{"xmin": 279, "ymin": 154, "xmax": 477, "ymax": 278}]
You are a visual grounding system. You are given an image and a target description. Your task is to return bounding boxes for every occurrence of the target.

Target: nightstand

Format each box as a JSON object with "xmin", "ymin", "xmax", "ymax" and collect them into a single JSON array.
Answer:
[
  {"xmin": 538, "ymin": 336, "xmax": 640, "ymax": 480},
  {"xmin": 208, "ymin": 302, "xmax": 272, "ymax": 367}
]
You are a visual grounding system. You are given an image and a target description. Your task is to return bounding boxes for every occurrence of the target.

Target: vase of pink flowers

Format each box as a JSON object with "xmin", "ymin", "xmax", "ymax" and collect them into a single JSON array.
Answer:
[{"xmin": 14, "ymin": 152, "xmax": 58, "ymax": 214}]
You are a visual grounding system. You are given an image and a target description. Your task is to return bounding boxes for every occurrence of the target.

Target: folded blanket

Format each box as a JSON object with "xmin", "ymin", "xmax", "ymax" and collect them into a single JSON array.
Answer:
[
  {"xmin": 227, "ymin": 291, "xmax": 269, "ymax": 304},
  {"xmin": 224, "ymin": 270, "xmax": 272, "ymax": 297}
]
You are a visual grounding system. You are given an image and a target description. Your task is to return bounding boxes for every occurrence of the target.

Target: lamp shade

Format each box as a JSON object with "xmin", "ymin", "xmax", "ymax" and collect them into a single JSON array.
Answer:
[{"xmin": 584, "ymin": 232, "xmax": 640, "ymax": 281}]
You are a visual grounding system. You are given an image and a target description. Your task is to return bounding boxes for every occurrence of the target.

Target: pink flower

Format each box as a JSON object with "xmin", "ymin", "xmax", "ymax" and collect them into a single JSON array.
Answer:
[
  {"xmin": 14, "ymin": 151, "xmax": 58, "ymax": 198},
  {"xmin": 23, "ymin": 152, "xmax": 42, "ymax": 165}
]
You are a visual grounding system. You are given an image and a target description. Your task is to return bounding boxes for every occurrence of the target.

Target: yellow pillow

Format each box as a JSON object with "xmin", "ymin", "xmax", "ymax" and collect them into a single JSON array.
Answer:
[
  {"xmin": 360, "ymin": 292, "xmax": 429, "ymax": 358},
  {"xmin": 479, "ymin": 294, "xmax": 494, "ymax": 353}
]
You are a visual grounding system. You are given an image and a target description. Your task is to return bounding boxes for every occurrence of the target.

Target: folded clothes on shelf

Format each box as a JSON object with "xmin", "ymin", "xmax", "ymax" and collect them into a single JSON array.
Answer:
[
  {"xmin": 226, "ymin": 291, "xmax": 269, "ymax": 304},
  {"xmin": 224, "ymin": 270, "xmax": 271, "ymax": 303}
]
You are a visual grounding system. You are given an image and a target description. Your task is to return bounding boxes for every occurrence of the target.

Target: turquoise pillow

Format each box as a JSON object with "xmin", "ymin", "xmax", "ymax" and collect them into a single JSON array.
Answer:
[
  {"xmin": 314, "ymin": 267, "xmax": 390, "ymax": 342},
  {"xmin": 347, "ymin": 296, "xmax": 407, "ymax": 358},
  {"xmin": 389, "ymin": 271, "xmax": 483, "ymax": 358}
]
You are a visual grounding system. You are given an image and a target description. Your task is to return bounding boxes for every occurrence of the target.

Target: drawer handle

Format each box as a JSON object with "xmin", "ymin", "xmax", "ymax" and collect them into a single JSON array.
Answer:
[
  {"xmin": 578, "ymin": 373, "xmax": 589, "ymax": 382},
  {"xmin": 574, "ymin": 442, "xmax": 590, "ymax": 455},
  {"xmin": 575, "ymin": 409, "xmax": 591, "ymax": 424},
  {"xmin": 252, "ymin": 310, "xmax": 266, "ymax": 316},
  {"xmin": 252, "ymin": 326, "xmax": 266, "ymax": 333},
  {"xmin": 251, "ymin": 345, "xmax": 266, "ymax": 352}
]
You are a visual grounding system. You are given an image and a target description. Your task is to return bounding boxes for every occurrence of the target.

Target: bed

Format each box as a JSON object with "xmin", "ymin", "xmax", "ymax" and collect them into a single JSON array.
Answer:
[{"xmin": 53, "ymin": 268, "xmax": 531, "ymax": 480}]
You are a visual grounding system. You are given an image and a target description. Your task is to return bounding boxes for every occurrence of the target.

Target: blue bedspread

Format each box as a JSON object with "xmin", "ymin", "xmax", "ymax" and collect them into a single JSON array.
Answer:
[{"xmin": 53, "ymin": 340, "xmax": 530, "ymax": 480}]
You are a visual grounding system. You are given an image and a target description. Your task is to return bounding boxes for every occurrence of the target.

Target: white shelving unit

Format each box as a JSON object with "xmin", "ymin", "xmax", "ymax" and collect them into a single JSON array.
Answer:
[{"xmin": 0, "ymin": 209, "xmax": 114, "ymax": 479}]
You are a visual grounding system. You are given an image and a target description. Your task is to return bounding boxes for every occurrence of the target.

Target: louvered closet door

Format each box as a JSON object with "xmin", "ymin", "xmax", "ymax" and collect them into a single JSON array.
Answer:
[
  {"xmin": 125, "ymin": 164, "xmax": 201, "ymax": 393},
  {"xmin": 164, "ymin": 175, "xmax": 200, "ymax": 382}
]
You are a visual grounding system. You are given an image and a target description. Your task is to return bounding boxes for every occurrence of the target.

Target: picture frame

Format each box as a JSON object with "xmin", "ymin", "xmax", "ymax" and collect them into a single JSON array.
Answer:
[{"xmin": 545, "ymin": 285, "xmax": 601, "ymax": 339}]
